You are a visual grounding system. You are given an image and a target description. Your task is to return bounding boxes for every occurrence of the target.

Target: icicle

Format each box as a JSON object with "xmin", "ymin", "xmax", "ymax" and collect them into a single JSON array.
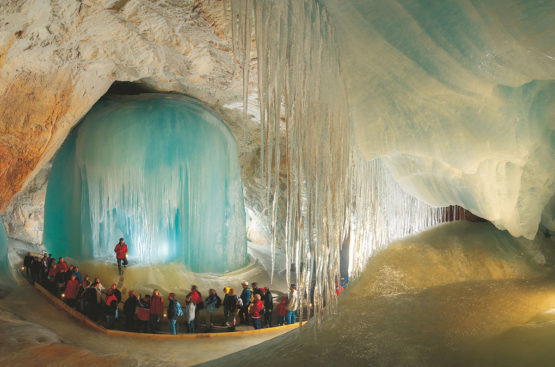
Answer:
[{"xmin": 227, "ymin": 0, "xmax": 452, "ymax": 322}]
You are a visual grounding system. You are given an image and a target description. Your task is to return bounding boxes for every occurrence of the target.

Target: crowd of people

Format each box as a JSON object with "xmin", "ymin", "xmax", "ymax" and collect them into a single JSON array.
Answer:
[{"xmin": 23, "ymin": 252, "xmax": 300, "ymax": 334}]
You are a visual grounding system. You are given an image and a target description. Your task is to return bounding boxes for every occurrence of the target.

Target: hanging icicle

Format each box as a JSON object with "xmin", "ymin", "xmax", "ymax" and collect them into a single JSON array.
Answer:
[{"xmin": 225, "ymin": 0, "xmax": 454, "ymax": 324}]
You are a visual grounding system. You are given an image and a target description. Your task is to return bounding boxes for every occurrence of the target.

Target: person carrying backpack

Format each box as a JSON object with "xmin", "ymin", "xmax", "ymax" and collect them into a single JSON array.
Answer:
[
  {"xmin": 239, "ymin": 281, "xmax": 252, "ymax": 325},
  {"xmin": 205, "ymin": 288, "xmax": 221, "ymax": 330},
  {"xmin": 224, "ymin": 288, "xmax": 239, "ymax": 331},
  {"xmin": 167, "ymin": 293, "xmax": 180, "ymax": 335}
]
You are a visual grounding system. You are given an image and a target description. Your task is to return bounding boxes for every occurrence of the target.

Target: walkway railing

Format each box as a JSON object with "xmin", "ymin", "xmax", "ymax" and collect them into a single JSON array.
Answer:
[{"xmin": 32, "ymin": 280, "xmax": 306, "ymax": 339}]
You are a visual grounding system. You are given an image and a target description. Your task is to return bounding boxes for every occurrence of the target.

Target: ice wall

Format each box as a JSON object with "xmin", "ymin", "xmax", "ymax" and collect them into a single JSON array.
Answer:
[
  {"xmin": 0, "ymin": 218, "xmax": 10, "ymax": 276},
  {"xmin": 44, "ymin": 95, "xmax": 247, "ymax": 273},
  {"xmin": 320, "ymin": 0, "xmax": 555, "ymax": 239}
]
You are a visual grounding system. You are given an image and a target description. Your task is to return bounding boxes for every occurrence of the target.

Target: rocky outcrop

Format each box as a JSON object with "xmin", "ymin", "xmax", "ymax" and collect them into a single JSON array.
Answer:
[{"xmin": 0, "ymin": 162, "xmax": 50, "ymax": 245}]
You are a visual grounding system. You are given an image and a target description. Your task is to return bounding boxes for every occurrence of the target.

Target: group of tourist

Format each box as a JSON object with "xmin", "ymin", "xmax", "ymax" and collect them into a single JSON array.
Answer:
[{"xmin": 23, "ymin": 252, "xmax": 300, "ymax": 335}]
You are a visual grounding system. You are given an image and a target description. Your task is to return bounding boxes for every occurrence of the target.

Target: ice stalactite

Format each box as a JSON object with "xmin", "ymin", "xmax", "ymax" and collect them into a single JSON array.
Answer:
[
  {"xmin": 346, "ymin": 156, "xmax": 447, "ymax": 279},
  {"xmin": 226, "ymin": 0, "xmax": 450, "ymax": 322},
  {"xmin": 44, "ymin": 95, "xmax": 247, "ymax": 273}
]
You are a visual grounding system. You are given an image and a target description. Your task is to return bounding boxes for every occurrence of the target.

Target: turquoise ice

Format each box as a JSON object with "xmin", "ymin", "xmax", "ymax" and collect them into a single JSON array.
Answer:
[
  {"xmin": 0, "ymin": 218, "xmax": 9, "ymax": 276},
  {"xmin": 44, "ymin": 95, "xmax": 247, "ymax": 273}
]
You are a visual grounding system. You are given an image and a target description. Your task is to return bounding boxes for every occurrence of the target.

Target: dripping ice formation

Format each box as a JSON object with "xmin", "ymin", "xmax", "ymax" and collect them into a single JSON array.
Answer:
[
  {"xmin": 320, "ymin": 0, "xmax": 555, "ymax": 239},
  {"xmin": 226, "ymin": 0, "xmax": 450, "ymax": 317},
  {"xmin": 43, "ymin": 95, "xmax": 247, "ymax": 273},
  {"xmin": 226, "ymin": 0, "xmax": 553, "ymax": 315}
]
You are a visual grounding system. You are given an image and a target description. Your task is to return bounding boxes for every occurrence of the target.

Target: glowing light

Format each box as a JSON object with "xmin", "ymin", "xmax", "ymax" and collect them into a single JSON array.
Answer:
[{"xmin": 61, "ymin": 293, "xmax": 66, "ymax": 298}]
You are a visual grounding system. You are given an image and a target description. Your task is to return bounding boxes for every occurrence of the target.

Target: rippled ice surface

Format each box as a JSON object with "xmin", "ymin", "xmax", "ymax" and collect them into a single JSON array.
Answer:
[{"xmin": 200, "ymin": 222, "xmax": 555, "ymax": 367}]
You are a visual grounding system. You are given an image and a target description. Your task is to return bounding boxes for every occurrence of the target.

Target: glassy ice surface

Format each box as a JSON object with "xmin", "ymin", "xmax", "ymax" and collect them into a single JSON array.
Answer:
[{"xmin": 43, "ymin": 95, "xmax": 247, "ymax": 273}]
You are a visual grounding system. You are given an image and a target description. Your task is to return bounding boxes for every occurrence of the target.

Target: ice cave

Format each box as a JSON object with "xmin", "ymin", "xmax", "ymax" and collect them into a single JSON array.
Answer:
[{"xmin": 0, "ymin": 0, "xmax": 553, "ymax": 366}]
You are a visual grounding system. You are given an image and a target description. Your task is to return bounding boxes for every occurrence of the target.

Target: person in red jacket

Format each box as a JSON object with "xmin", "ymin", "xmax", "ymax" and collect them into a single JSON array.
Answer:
[
  {"xmin": 188, "ymin": 285, "xmax": 203, "ymax": 330},
  {"xmin": 276, "ymin": 296, "xmax": 288, "ymax": 326},
  {"xmin": 57, "ymin": 257, "xmax": 68, "ymax": 273},
  {"xmin": 104, "ymin": 289, "xmax": 118, "ymax": 329},
  {"xmin": 64, "ymin": 273, "xmax": 80, "ymax": 308},
  {"xmin": 114, "ymin": 238, "xmax": 128, "ymax": 275},
  {"xmin": 249, "ymin": 294, "xmax": 264, "ymax": 330},
  {"xmin": 149, "ymin": 289, "xmax": 164, "ymax": 333}
]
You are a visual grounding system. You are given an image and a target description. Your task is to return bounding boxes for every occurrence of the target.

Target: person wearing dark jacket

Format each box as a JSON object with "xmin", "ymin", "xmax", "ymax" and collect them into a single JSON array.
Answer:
[
  {"xmin": 261, "ymin": 287, "xmax": 274, "ymax": 327},
  {"xmin": 40, "ymin": 255, "xmax": 49, "ymax": 284},
  {"xmin": 167, "ymin": 293, "xmax": 178, "ymax": 335},
  {"xmin": 54, "ymin": 269, "xmax": 66, "ymax": 297},
  {"xmin": 104, "ymin": 289, "xmax": 118, "ymax": 329},
  {"xmin": 23, "ymin": 253, "xmax": 33, "ymax": 278},
  {"xmin": 252, "ymin": 282, "xmax": 262, "ymax": 297},
  {"xmin": 123, "ymin": 290, "xmax": 139, "ymax": 331},
  {"xmin": 239, "ymin": 281, "xmax": 252, "ymax": 325},
  {"xmin": 47, "ymin": 254, "xmax": 54, "ymax": 270},
  {"xmin": 31, "ymin": 257, "xmax": 41, "ymax": 283},
  {"xmin": 85, "ymin": 282, "xmax": 102, "ymax": 321},
  {"xmin": 224, "ymin": 288, "xmax": 239, "ymax": 331}
]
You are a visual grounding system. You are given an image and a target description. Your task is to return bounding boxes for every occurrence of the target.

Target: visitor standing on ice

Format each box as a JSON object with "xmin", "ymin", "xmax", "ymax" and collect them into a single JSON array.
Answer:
[{"xmin": 114, "ymin": 237, "xmax": 128, "ymax": 275}]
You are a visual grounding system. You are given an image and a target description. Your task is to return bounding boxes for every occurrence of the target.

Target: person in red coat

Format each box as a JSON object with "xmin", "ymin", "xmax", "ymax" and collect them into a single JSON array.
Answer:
[
  {"xmin": 57, "ymin": 257, "xmax": 68, "ymax": 272},
  {"xmin": 149, "ymin": 289, "xmax": 164, "ymax": 333},
  {"xmin": 249, "ymin": 294, "xmax": 264, "ymax": 330},
  {"xmin": 64, "ymin": 273, "xmax": 80, "ymax": 308},
  {"xmin": 114, "ymin": 238, "xmax": 128, "ymax": 275},
  {"xmin": 276, "ymin": 296, "xmax": 288, "ymax": 326}
]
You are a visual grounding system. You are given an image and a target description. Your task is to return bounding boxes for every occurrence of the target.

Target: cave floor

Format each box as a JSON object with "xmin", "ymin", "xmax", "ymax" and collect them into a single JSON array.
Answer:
[{"xmin": 0, "ymin": 280, "xmax": 298, "ymax": 367}]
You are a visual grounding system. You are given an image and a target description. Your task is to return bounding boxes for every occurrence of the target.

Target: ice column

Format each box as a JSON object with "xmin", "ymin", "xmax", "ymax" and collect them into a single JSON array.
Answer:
[
  {"xmin": 0, "ymin": 218, "xmax": 10, "ymax": 276},
  {"xmin": 44, "ymin": 95, "xmax": 247, "ymax": 273}
]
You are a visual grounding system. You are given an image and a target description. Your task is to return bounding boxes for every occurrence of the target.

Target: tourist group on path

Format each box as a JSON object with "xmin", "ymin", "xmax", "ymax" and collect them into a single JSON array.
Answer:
[{"xmin": 23, "ymin": 238, "xmax": 300, "ymax": 335}]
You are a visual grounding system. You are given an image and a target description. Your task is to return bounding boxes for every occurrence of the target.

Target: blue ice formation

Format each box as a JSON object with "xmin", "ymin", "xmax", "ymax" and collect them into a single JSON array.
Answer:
[
  {"xmin": 44, "ymin": 95, "xmax": 247, "ymax": 273},
  {"xmin": 0, "ymin": 218, "xmax": 10, "ymax": 276}
]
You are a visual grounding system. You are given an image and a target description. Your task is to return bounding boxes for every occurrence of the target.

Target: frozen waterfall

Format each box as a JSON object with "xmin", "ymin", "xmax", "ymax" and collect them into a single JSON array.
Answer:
[
  {"xmin": 226, "ymin": 0, "xmax": 450, "ymax": 319},
  {"xmin": 43, "ymin": 95, "xmax": 247, "ymax": 273}
]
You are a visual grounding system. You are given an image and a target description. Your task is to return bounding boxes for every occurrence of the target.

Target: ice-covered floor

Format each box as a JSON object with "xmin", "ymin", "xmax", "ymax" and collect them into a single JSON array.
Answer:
[
  {"xmin": 0, "ymin": 241, "xmax": 295, "ymax": 367},
  {"xmin": 3, "ymin": 222, "xmax": 555, "ymax": 366}
]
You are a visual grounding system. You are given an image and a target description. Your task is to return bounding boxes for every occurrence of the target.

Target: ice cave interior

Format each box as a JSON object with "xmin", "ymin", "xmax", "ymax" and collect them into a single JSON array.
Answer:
[{"xmin": 0, "ymin": 0, "xmax": 553, "ymax": 366}]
